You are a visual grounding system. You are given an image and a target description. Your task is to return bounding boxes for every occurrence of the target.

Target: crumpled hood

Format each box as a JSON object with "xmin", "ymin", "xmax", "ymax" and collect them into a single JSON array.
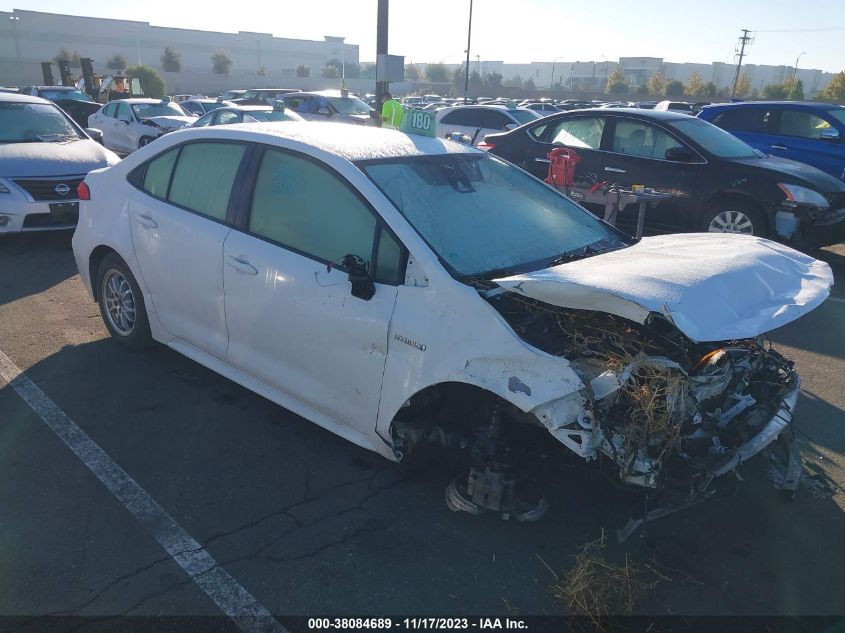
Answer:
[
  {"xmin": 494, "ymin": 233, "xmax": 833, "ymax": 342},
  {"xmin": 141, "ymin": 116, "xmax": 195, "ymax": 130},
  {"xmin": 0, "ymin": 139, "xmax": 118, "ymax": 177},
  {"xmin": 732, "ymin": 155, "xmax": 845, "ymax": 192}
]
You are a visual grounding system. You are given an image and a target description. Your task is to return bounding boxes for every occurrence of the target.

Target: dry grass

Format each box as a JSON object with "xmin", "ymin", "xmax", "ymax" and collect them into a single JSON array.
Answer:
[{"xmin": 540, "ymin": 530, "xmax": 662, "ymax": 627}]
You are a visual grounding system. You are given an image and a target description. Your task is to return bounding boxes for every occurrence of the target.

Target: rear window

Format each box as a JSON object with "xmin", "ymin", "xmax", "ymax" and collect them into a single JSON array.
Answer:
[
  {"xmin": 167, "ymin": 142, "xmax": 246, "ymax": 220},
  {"xmin": 712, "ymin": 108, "xmax": 773, "ymax": 133}
]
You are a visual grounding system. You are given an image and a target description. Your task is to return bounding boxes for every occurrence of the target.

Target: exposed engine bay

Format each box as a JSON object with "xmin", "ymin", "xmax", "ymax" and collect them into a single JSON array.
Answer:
[{"xmin": 391, "ymin": 290, "xmax": 799, "ymax": 531}]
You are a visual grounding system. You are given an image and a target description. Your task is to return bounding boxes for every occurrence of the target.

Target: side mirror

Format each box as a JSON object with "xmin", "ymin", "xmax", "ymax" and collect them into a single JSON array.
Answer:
[
  {"xmin": 317, "ymin": 106, "xmax": 332, "ymax": 116},
  {"xmin": 84, "ymin": 127, "xmax": 103, "ymax": 142},
  {"xmin": 820, "ymin": 128, "xmax": 840, "ymax": 142},
  {"xmin": 342, "ymin": 254, "xmax": 375, "ymax": 301},
  {"xmin": 665, "ymin": 146, "xmax": 695, "ymax": 162}
]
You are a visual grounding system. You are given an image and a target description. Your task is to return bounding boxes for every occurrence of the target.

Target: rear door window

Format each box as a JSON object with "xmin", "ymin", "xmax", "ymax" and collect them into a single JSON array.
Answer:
[
  {"xmin": 546, "ymin": 117, "xmax": 605, "ymax": 149},
  {"xmin": 141, "ymin": 148, "xmax": 179, "ymax": 198},
  {"xmin": 712, "ymin": 108, "xmax": 773, "ymax": 133},
  {"xmin": 440, "ymin": 109, "xmax": 477, "ymax": 126},
  {"xmin": 167, "ymin": 142, "xmax": 246, "ymax": 220},
  {"xmin": 478, "ymin": 110, "xmax": 512, "ymax": 130}
]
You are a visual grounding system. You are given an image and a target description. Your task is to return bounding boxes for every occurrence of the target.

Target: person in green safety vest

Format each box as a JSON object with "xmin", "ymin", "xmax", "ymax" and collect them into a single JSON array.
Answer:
[{"xmin": 380, "ymin": 92, "xmax": 405, "ymax": 129}]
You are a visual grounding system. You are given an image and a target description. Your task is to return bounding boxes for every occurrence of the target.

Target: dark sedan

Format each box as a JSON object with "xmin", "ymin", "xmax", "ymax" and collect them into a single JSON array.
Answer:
[{"xmin": 481, "ymin": 108, "xmax": 845, "ymax": 244}]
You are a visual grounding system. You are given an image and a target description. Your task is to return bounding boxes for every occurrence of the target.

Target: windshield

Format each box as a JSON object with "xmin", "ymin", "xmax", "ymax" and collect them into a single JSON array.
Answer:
[
  {"xmin": 361, "ymin": 154, "xmax": 626, "ymax": 277},
  {"xmin": 132, "ymin": 102, "xmax": 188, "ymax": 118},
  {"xmin": 509, "ymin": 109, "xmax": 539, "ymax": 124},
  {"xmin": 40, "ymin": 89, "xmax": 93, "ymax": 102},
  {"xmin": 0, "ymin": 102, "xmax": 80, "ymax": 142},
  {"xmin": 327, "ymin": 96, "xmax": 372, "ymax": 115},
  {"xmin": 202, "ymin": 102, "xmax": 227, "ymax": 113},
  {"xmin": 670, "ymin": 117, "xmax": 757, "ymax": 159},
  {"xmin": 241, "ymin": 90, "xmax": 260, "ymax": 99}
]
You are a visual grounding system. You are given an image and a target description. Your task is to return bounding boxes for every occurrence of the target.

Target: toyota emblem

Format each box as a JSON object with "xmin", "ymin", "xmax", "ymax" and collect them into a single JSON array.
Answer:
[{"xmin": 54, "ymin": 183, "xmax": 70, "ymax": 196}]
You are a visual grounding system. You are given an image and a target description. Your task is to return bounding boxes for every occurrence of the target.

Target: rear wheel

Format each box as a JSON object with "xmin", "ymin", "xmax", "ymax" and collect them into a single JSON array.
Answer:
[
  {"xmin": 701, "ymin": 200, "xmax": 766, "ymax": 236},
  {"xmin": 96, "ymin": 254, "xmax": 152, "ymax": 347}
]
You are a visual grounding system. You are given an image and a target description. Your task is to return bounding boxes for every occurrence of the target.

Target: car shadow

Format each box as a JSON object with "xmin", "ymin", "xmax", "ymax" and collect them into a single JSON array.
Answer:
[
  {"xmin": 3, "ymin": 336, "xmax": 844, "ymax": 616},
  {"xmin": 0, "ymin": 231, "xmax": 77, "ymax": 306}
]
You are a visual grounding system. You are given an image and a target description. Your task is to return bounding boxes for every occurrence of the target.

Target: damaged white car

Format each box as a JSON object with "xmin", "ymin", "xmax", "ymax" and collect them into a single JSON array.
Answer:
[
  {"xmin": 71, "ymin": 123, "xmax": 833, "ymax": 528},
  {"xmin": 87, "ymin": 98, "xmax": 196, "ymax": 154}
]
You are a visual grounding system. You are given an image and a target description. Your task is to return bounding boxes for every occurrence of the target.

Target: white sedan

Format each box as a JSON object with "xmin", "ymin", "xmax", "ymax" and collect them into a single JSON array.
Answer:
[
  {"xmin": 435, "ymin": 104, "xmax": 539, "ymax": 146},
  {"xmin": 88, "ymin": 98, "xmax": 195, "ymax": 154},
  {"xmin": 72, "ymin": 122, "xmax": 830, "ymax": 523}
]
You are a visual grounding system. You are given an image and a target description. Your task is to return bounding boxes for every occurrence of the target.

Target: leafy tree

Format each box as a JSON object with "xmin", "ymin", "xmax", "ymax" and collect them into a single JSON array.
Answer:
[
  {"xmin": 106, "ymin": 54, "xmax": 127, "ymax": 71},
  {"xmin": 734, "ymin": 73, "xmax": 751, "ymax": 97},
  {"xmin": 502, "ymin": 74, "xmax": 523, "ymax": 88},
  {"xmin": 426, "ymin": 62, "xmax": 450, "ymax": 83},
  {"xmin": 211, "ymin": 50, "xmax": 232, "ymax": 75},
  {"xmin": 54, "ymin": 48, "xmax": 81, "ymax": 68},
  {"xmin": 296, "ymin": 64, "xmax": 311, "ymax": 78},
  {"xmin": 125, "ymin": 64, "xmax": 165, "ymax": 98},
  {"xmin": 750, "ymin": 87, "xmax": 760, "ymax": 99},
  {"xmin": 820, "ymin": 71, "xmax": 845, "ymax": 101},
  {"xmin": 647, "ymin": 72, "xmax": 666, "ymax": 96},
  {"xmin": 404, "ymin": 63, "xmax": 421, "ymax": 81},
  {"xmin": 787, "ymin": 78, "xmax": 804, "ymax": 100},
  {"xmin": 161, "ymin": 47, "xmax": 181, "ymax": 72},
  {"xmin": 702, "ymin": 82, "xmax": 717, "ymax": 98},
  {"xmin": 635, "ymin": 83, "xmax": 650, "ymax": 96},
  {"xmin": 665, "ymin": 79, "xmax": 684, "ymax": 97},
  {"xmin": 763, "ymin": 83, "xmax": 788, "ymax": 99},
  {"xmin": 321, "ymin": 58, "xmax": 343, "ymax": 78},
  {"xmin": 522, "ymin": 78, "xmax": 536, "ymax": 91},
  {"xmin": 606, "ymin": 67, "xmax": 628, "ymax": 94},
  {"xmin": 484, "ymin": 72, "xmax": 503, "ymax": 90},
  {"xmin": 684, "ymin": 71, "xmax": 703, "ymax": 97}
]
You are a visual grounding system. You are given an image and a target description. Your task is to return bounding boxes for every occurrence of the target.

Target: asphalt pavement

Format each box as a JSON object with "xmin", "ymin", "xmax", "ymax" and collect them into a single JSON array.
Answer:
[{"xmin": 1, "ymin": 232, "xmax": 843, "ymax": 623}]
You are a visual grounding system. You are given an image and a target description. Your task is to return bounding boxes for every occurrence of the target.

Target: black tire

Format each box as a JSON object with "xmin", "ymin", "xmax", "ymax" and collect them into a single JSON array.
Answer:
[
  {"xmin": 139, "ymin": 136, "xmax": 154, "ymax": 148},
  {"xmin": 700, "ymin": 199, "xmax": 767, "ymax": 237},
  {"xmin": 96, "ymin": 253, "xmax": 152, "ymax": 348}
]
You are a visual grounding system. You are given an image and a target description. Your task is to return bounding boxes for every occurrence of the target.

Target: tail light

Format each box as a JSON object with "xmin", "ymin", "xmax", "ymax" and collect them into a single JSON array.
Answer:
[
  {"xmin": 77, "ymin": 181, "xmax": 91, "ymax": 200},
  {"xmin": 477, "ymin": 141, "xmax": 496, "ymax": 151}
]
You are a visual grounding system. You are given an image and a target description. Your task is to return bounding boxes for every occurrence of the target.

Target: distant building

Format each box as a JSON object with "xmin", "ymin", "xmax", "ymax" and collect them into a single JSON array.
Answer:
[{"xmin": 0, "ymin": 9, "xmax": 359, "ymax": 88}]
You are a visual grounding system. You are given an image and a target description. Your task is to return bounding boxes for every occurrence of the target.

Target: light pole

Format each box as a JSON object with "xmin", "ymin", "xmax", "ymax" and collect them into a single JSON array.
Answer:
[
  {"xmin": 9, "ymin": 15, "xmax": 22, "ymax": 84},
  {"xmin": 569, "ymin": 61, "xmax": 578, "ymax": 93},
  {"xmin": 792, "ymin": 51, "xmax": 806, "ymax": 84},
  {"xmin": 463, "ymin": 0, "xmax": 473, "ymax": 102},
  {"xmin": 550, "ymin": 56, "xmax": 565, "ymax": 91}
]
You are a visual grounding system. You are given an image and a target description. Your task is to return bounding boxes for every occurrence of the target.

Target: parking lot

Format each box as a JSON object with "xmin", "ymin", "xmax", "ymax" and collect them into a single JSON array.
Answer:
[{"xmin": 1, "ymin": 231, "xmax": 844, "ymax": 622}]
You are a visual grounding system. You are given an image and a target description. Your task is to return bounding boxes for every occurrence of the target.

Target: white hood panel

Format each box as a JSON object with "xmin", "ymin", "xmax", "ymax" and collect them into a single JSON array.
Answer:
[{"xmin": 494, "ymin": 233, "xmax": 833, "ymax": 342}]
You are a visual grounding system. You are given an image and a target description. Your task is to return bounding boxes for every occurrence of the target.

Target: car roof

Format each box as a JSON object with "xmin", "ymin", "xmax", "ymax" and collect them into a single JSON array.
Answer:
[
  {"xmin": 217, "ymin": 105, "xmax": 273, "ymax": 111},
  {"xmin": 559, "ymin": 107, "xmax": 691, "ymax": 121},
  {"xmin": 175, "ymin": 121, "xmax": 480, "ymax": 161},
  {"xmin": 0, "ymin": 91, "xmax": 51, "ymax": 104},
  {"xmin": 284, "ymin": 90, "xmax": 363, "ymax": 98},
  {"xmin": 106, "ymin": 98, "xmax": 177, "ymax": 105},
  {"xmin": 184, "ymin": 98, "xmax": 219, "ymax": 103},
  {"xmin": 701, "ymin": 101, "xmax": 844, "ymax": 111},
  {"xmin": 34, "ymin": 85, "xmax": 79, "ymax": 91}
]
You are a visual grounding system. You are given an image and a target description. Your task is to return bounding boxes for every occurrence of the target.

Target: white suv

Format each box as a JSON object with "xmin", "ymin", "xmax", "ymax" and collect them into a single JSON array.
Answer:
[
  {"xmin": 435, "ymin": 105, "xmax": 539, "ymax": 145},
  {"xmin": 72, "ymin": 122, "xmax": 831, "ymax": 523}
]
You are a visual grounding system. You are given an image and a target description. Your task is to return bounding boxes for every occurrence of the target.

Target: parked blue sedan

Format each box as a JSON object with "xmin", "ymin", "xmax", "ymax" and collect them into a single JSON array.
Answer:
[{"xmin": 698, "ymin": 101, "xmax": 845, "ymax": 181}]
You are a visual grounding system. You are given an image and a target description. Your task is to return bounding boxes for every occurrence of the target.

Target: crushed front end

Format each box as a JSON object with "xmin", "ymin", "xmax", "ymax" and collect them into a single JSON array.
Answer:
[{"xmin": 488, "ymin": 292, "xmax": 800, "ymax": 507}]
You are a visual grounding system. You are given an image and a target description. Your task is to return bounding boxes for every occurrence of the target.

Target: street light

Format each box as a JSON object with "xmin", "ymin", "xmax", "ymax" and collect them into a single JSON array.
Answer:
[
  {"xmin": 792, "ymin": 51, "xmax": 806, "ymax": 83},
  {"xmin": 550, "ymin": 56, "xmax": 565, "ymax": 90},
  {"xmin": 9, "ymin": 15, "xmax": 22, "ymax": 84},
  {"xmin": 463, "ymin": 0, "xmax": 473, "ymax": 102}
]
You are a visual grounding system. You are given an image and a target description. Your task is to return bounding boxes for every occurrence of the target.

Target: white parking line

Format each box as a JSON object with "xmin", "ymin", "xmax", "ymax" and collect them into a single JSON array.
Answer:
[
  {"xmin": 826, "ymin": 296, "xmax": 845, "ymax": 304},
  {"xmin": 0, "ymin": 349, "xmax": 286, "ymax": 633}
]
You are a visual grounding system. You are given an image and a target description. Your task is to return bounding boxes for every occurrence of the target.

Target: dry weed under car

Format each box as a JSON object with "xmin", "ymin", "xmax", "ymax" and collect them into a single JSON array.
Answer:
[{"xmin": 541, "ymin": 530, "xmax": 665, "ymax": 623}]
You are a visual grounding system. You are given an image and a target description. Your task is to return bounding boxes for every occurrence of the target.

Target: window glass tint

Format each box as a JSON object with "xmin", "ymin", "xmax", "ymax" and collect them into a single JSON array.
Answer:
[
  {"xmin": 478, "ymin": 110, "xmax": 511, "ymax": 129},
  {"xmin": 375, "ymin": 230, "xmax": 404, "ymax": 284},
  {"xmin": 142, "ymin": 148, "xmax": 178, "ymax": 198},
  {"xmin": 168, "ymin": 142, "xmax": 245, "ymax": 220},
  {"xmin": 509, "ymin": 109, "xmax": 539, "ymax": 125},
  {"xmin": 712, "ymin": 108, "xmax": 771, "ymax": 133},
  {"xmin": 116, "ymin": 102, "xmax": 131, "ymax": 120},
  {"xmin": 529, "ymin": 123, "xmax": 548, "ymax": 139},
  {"xmin": 216, "ymin": 111, "xmax": 240, "ymax": 125},
  {"xmin": 826, "ymin": 109, "xmax": 845, "ymax": 126},
  {"xmin": 440, "ymin": 109, "xmax": 475, "ymax": 126},
  {"xmin": 192, "ymin": 112, "xmax": 214, "ymax": 127},
  {"xmin": 549, "ymin": 117, "xmax": 605, "ymax": 148},
  {"xmin": 103, "ymin": 103, "xmax": 117, "ymax": 117},
  {"xmin": 778, "ymin": 110, "xmax": 832, "ymax": 138},
  {"xmin": 249, "ymin": 149, "xmax": 377, "ymax": 268},
  {"xmin": 611, "ymin": 119, "xmax": 682, "ymax": 159}
]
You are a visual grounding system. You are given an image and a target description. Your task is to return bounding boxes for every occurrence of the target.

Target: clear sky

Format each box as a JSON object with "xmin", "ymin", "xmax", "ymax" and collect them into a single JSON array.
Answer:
[{"xmin": 3, "ymin": 0, "xmax": 844, "ymax": 73}]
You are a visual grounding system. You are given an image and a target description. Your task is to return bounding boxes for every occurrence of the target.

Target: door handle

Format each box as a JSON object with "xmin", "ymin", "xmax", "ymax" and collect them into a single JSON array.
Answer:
[
  {"xmin": 226, "ymin": 255, "xmax": 258, "ymax": 276},
  {"xmin": 771, "ymin": 144, "xmax": 787, "ymax": 150},
  {"xmin": 137, "ymin": 213, "xmax": 158, "ymax": 228},
  {"xmin": 604, "ymin": 166, "xmax": 626, "ymax": 173}
]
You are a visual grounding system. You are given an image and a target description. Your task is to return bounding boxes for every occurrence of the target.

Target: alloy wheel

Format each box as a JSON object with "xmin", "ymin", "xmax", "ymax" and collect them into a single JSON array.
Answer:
[
  {"xmin": 102, "ymin": 269, "xmax": 136, "ymax": 336},
  {"xmin": 708, "ymin": 210, "xmax": 755, "ymax": 234}
]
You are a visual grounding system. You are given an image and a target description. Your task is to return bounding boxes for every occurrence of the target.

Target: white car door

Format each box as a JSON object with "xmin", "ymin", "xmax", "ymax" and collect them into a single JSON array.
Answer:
[
  {"xmin": 114, "ymin": 101, "xmax": 136, "ymax": 153},
  {"xmin": 128, "ymin": 140, "xmax": 247, "ymax": 358},
  {"xmin": 91, "ymin": 103, "xmax": 118, "ymax": 151},
  {"xmin": 223, "ymin": 146, "xmax": 404, "ymax": 433}
]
